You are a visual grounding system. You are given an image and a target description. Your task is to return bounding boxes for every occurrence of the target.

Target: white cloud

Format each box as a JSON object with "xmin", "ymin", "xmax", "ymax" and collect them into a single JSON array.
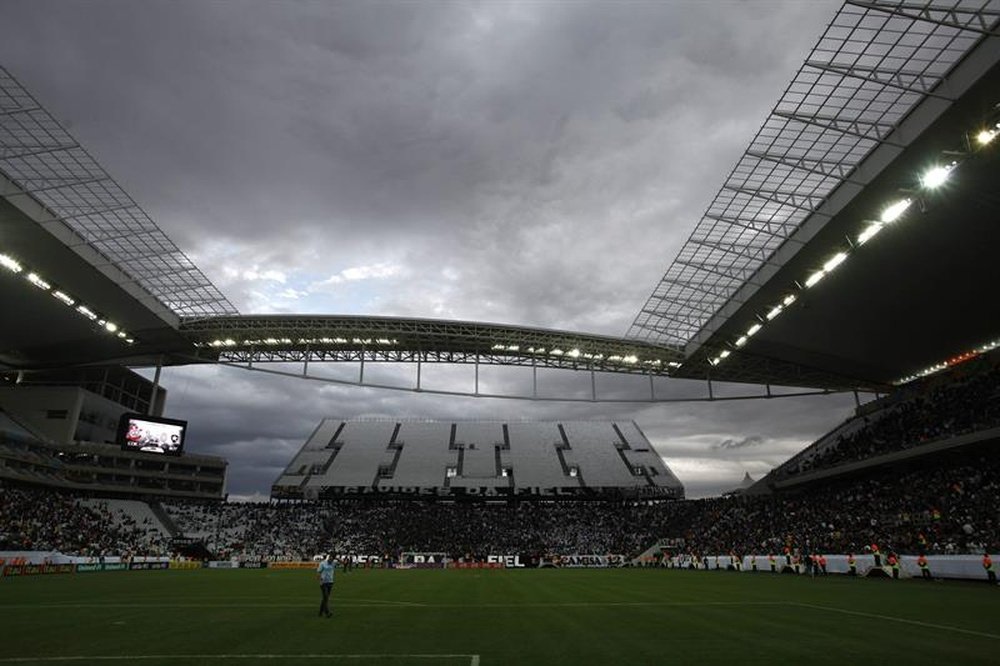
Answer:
[{"xmin": 312, "ymin": 262, "xmax": 403, "ymax": 289}]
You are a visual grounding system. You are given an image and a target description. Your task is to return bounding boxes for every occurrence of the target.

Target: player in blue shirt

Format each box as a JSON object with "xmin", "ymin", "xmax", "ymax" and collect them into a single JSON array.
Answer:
[{"xmin": 317, "ymin": 554, "xmax": 335, "ymax": 618}]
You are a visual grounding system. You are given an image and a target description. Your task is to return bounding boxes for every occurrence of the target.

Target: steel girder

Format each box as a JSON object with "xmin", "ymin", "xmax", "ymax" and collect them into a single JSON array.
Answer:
[{"xmin": 180, "ymin": 315, "xmax": 686, "ymax": 376}]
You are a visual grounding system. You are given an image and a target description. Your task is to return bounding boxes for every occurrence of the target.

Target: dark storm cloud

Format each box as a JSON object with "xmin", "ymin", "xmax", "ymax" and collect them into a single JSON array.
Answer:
[
  {"xmin": 0, "ymin": 0, "xmax": 849, "ymax": 497},
  {"xmin": 713, "ymin": 435, "xmax": 766, "ymax": 451}
]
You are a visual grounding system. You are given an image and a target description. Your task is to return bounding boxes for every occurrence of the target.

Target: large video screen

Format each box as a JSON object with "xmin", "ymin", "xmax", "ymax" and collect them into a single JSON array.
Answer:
[{"xmin": 118, "ymin": 414, "xmax": 186, "ymax": 456}]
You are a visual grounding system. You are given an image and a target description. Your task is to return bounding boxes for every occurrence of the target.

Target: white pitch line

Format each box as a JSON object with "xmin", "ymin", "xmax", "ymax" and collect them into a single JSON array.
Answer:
[
  {"xmin": 791, "ymin": 602, "xmax": 1000, "ymax": 641},
  {"xmin": 0, "ymin": 655, "xmax": 479, "ymax": 663},
  {"xmin": 0, "ymin": 600, "xmax": 785, "ymax": 610},
  {"xmin": 339, "ymin": 597, "xmax": 426, "ymax": 607},
  {"xmin": 0, "ymin": 603, "xmax": 419, "ymax": 609}
]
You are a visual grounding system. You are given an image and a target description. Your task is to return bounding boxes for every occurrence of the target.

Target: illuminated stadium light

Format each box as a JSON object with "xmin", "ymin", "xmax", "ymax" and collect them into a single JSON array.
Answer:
[
  {"xmin": 567, "ymin": 349, "xmax": 581, "ymax": 358},
  {"xmin": 765, "ymin": 305, "xmax": 783, "ymax": 320},
  {"xmin": 746, "ymin": 323, "xmax": 761, "ymax": 337},
  {"xmin": 823, "ymin": 252, "xmax": 848, "ymax": 273},
  {"xmin": 0, "ymin": 248, "xmax": 135, "ymax": 344},
  {"xmin": 734, "ymin": 335, "xmax": 748, "ymax": 347},
  {"xmin": 804, "ymin": 270, "xmax": 825, "ymax": 288},
  {"xmin": 977, "ymin": 129, "xmax": 997, "ymax": 145},
  {"xmin": 0, "ymin": 253, "xmax": 23, "ymax": 273},
  {"xmin": 26, "ymin": 272, "xmax": 51, "ymax": 290},
  {"xmin": 921, "ymin": 164, "xmax": 953, "ymax": 189},
  {"xmin": 623, "ymin": 355, "xmax": 638, "ymax": 364},
  {"xmin": 856, "ymin": 222, "xmax": 883, "ymax": 246},
  {"xmin": 550, "ymin": 349, "xmax": 564, "ymax": 356},
  {"xmin": 719, "ymin": 350, "xmax": 730, "ymax": 360},
  {"xmin": 53, "ymin": 290, "xmax": 75, "ymax": 306},
  {"xmin": 894, "ymin": 336, "xmax": 1000, "ymax": 385},
  {"xmin": 667, "ymin": 361, "xmax": 681, "ymax": 368},
  {"xmin": 880, "ymin": 199, "xmax": 912, "ymax": 223},
  {"xmin": 782, "ymin": 294, "xmax": 796, "ymax": 307}
]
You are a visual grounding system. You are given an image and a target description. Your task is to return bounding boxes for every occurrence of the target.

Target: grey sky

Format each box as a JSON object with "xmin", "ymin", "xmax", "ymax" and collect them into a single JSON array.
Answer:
[{"xmin": 0, "ymin": 0, "xmax": 858, "ymax": 498}]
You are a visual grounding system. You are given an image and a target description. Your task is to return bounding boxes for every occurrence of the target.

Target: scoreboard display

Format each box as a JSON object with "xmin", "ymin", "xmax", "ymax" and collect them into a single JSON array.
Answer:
[{"xmin": 117, "ymin": 414, "xmax": 187, "ymax": 456}]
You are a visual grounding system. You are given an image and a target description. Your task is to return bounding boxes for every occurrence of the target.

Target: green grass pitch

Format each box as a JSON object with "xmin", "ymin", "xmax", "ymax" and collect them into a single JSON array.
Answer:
[{"xmin": 1, "ymin": 568, "xmax": 997, "ymax": 665}]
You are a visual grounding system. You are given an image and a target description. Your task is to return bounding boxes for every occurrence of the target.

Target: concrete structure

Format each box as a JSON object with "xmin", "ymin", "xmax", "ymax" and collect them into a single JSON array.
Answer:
[{"xmin": 272, "ymin": 419, "xmax": 683, "ymax": 500}]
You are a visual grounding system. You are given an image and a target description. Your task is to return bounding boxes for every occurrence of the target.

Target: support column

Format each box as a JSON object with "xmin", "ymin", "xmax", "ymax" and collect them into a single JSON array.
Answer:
[{"xmin": 149, "ymin": 356, "xmax": 162, "ymax": 416}]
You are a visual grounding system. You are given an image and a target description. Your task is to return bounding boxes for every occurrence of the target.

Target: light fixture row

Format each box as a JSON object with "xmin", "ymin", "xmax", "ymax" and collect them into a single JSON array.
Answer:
[
  {"xmin": 708, "ymin": 119, "xmax": 1000, "ymax": 375},
  {"xmin": 0, "ymin": 248, "xmax": 134, "ymax": 344},
  {"xmin": 196, "ymin": 337, "xmax": 683, "ymax": 368},
  {"xmin": 895, "ymin": 339, "xmax": 1000, "ymax": 385}
]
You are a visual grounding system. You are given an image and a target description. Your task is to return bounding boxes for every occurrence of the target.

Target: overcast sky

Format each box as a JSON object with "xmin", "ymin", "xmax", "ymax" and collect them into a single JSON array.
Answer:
[{"xmin": 0, "ymin": 0, "xmax": 861, "ymax": 499}]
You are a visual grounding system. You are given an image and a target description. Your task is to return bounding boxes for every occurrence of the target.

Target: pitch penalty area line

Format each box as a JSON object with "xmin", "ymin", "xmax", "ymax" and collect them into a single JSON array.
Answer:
[{"xmin": 791, "ymin": 602, "xmax": 1000, "ymax": 641}]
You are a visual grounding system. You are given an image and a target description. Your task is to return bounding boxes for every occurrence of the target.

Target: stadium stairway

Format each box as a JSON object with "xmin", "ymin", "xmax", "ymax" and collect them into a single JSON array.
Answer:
[{"xmin": 149, "ymin": 501, "xmax": 180, "ymax": 538}]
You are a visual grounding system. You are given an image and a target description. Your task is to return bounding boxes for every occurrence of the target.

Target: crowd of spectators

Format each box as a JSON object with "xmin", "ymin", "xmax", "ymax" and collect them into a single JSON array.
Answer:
[
  {"xmin": 3, "ymin": 456, "xmax": 997, "ymax": 562},
  {"xmin": 0, "ymin": 483, "xmax": 169, "ymax": 556},
  {"xmin": 670, "ymin": 454, "xmax": 1000, "ymax": 557},
  {"xmin": 162, "ymin": 500, "xmax": 326, "ymax": 561},
  {"xmin": 785, "ymin": 365, "xmax": 1000, "ymax": 476}
]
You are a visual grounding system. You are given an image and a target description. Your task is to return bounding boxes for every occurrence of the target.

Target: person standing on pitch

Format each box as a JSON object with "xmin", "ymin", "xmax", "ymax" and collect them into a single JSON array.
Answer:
[{"xmin": 317, "ymin": 554, "xmax": 335, "ymax": 618}]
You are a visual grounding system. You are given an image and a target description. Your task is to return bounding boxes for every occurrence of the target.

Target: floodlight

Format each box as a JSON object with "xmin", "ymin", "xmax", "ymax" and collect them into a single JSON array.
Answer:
[
  {"xmin": 976, "ymin": 129, "xmax": 996, "ymax": 145},
  {"xmin": 746, "ymin": 323, "xmax": 761, "ymax": 337},
  {"xmin": 567, "ymin": 348, "xmax": 580, "ymax": 358},
  {"xmin": 823, "ymin": 252, "xmax": 848, "ymax": 272},
  {"xmin": 921, "ymin": 165, "xmax": 951, "ymax": 189},
  {"xmin": 27, "ymin": 272, "xmax": 51, "ymax": 290},
  {"xmin": 719, "ymin": 350, "xmax": 730, "ymax": 359},
  {"xmin": 880, "ymin": 199, "xmax": 911, "ymax": 223},
  {"xmin": 105, "ymin": 322, "xmax": 118, "ymax": 333},
  {"xmin": 0, "ymin": 254, "xmax": 23, "ymax": 273},
  {"xmin": 766, "ymin": 305, "xmax": 783, "ymax": 320},
  {"xmin": 735, "ymin": 335, "xmax": 748, "ymax": 347},
  {"xmin": 857, "ymin": 223, "xmax": 882, "ymax": 246},
  {"xmin": 77, "ymin": 305, "xmax": 97, "ymax": 320},
  {"xmin": 623, "ymin": 355, "xmax": 638, "ymax": 364},
  {"xmin": 804, "ymin": 270, "xmax": 825, "ymax": 288},
  {"xmin": 53, "ymin": 291, "xmax": 75, "ymax": 306},
  {"xmin": 782, "ymin": 294, "xmax": 797, "ymax": 307}
]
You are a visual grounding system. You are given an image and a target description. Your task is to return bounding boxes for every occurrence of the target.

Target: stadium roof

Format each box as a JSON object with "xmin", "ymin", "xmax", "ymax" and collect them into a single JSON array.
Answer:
[
  {"xmin": 632, "ymin": 0, "xmax": 1000, "ymax": 389},
  {"xmin": 0, "ymin": 66, "xmax": 238, "ymax": 320},
  {"xmin": 2, "ymin": 0, "xmax": 999, "ymax": 398}
]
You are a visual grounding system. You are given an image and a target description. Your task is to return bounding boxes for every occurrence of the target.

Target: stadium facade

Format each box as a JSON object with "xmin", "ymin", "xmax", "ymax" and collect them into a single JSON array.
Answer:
[
  {"xmin": 272, "ymin": 419, "xmax": 683, "ymax": 501},
  {"xmin": 0, "ymin": 367, "xmax": 226, "ymax": 500}
]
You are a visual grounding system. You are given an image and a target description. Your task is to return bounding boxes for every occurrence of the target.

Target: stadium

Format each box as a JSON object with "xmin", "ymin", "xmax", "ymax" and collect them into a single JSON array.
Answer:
[{"xmin": 2, "ymin": 1, "xmax": 1000, "ymax": 664}]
